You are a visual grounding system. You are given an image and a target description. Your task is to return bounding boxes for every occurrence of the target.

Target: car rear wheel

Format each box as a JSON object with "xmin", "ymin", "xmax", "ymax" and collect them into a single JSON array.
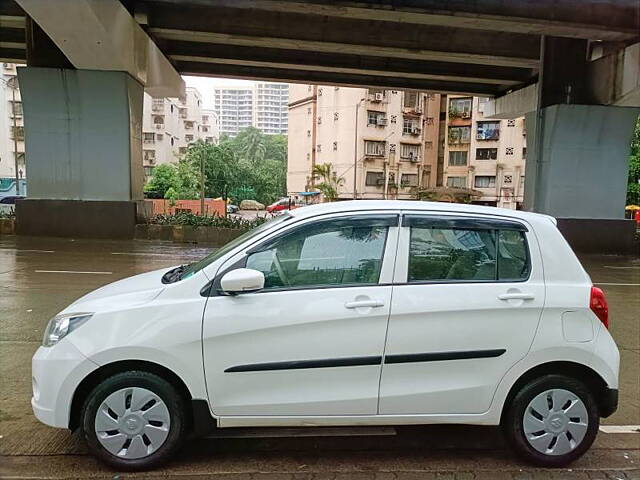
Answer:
[
  {"xmin": 81, "ymin": 371, "xmax": 187, "ymax": 471},
  {"xmin": 503, "ymin": 374, "xmax": 599, "ymax": 467}
]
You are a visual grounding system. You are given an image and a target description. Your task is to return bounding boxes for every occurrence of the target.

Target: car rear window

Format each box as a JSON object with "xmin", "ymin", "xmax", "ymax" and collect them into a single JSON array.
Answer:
[{"xmin": 406, "ymin": 216, "xmax": 530, "ymax": 283}]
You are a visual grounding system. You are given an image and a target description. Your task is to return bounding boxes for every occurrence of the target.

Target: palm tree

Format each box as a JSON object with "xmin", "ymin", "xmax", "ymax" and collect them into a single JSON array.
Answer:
[
  {"xmin": 237, "ymin": 127, "xmax": 267, "ymax": 163},
  {"xmin": 312, "ymin": 163, "xmax": 345, "ymax": 202}
]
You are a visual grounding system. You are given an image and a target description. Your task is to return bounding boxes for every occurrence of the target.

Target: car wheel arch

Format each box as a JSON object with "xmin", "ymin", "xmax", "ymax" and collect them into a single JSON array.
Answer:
[
  {"xmin": 499, "ymin": 360, "xmax": 609, "ymax": 424},
  {"xmin": 68, "ymin": 359, "xmax": 195, "ymax": 431}
]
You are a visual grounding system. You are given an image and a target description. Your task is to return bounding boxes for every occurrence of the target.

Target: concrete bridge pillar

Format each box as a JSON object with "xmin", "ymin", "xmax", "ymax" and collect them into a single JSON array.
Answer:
[
  {"xmin": 524, "ymin": 104, "xmax": 639, "ymax": 253},
  {"xmin": 15, "ymin": 67, "xmax": 146, "ymax": 238}
]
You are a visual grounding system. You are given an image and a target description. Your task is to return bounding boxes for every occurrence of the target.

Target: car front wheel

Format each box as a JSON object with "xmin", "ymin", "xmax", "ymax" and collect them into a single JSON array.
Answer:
[
  {"xmin": 503, "ymin": 374, "xmax": 599, "ymax": 467},
  {"xmin": 81, "ymin": 371, "xmax": 187, "ymax": 470}
]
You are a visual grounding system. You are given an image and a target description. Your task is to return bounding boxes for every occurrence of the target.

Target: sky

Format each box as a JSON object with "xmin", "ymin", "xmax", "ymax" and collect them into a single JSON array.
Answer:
[{"xmin": 183, "ymin": 75, "xmax": 256, "ymax": 109}]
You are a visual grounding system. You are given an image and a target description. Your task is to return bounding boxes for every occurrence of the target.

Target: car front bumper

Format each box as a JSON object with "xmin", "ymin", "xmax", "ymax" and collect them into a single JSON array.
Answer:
[
  {"xmin": 600, "ymin": 388, "xmax": 619, "ymax": 418},
  {"xmin": 31, "ymin": 339, "xmax": 98, "ymax": 428}
]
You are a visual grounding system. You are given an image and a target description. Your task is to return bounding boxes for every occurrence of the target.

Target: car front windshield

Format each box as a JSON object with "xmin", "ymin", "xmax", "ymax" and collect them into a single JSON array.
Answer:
[{"xmin": 178, "ymin": 213, "xmax": 292, "ymax": 281}]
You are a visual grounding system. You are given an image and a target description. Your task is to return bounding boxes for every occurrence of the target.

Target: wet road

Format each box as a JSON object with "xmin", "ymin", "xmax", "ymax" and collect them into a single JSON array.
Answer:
[{"xmin": 0, "ymin": 236, "xmax": 638, "ymax": 479}]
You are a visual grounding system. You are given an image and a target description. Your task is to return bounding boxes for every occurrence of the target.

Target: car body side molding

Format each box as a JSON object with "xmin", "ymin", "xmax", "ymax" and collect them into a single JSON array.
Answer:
[{"xmin": 224, "ymin": 349, "xmax": 506, "ymax": 373}]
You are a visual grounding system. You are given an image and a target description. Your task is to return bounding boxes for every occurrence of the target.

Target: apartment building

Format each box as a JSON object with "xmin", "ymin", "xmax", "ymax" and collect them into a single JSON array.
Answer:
[
  {"xmin": 0, "ymin": 63, "xmax": 26, "ymax": 195},
  {"xmin": 287, "ymin": 85, "xmax": 526, "ymax": 208},
  {"xmin": 142, "ymin": 87, "xmax": 219, "ymax": 179},
  {"xmin": 213, "ymin": 82, "xmax": 288, "ymax": 137},
  {"xmin": 288, "ymin": 84, "xmax": 441, "ymax": 200},
  {"xmin": 443, "ymin": 96, "xmax": 526, "ymax": 209},
  {"xmin": 254, "ymin": 82, "xmax": 288, "ymax": 135}
]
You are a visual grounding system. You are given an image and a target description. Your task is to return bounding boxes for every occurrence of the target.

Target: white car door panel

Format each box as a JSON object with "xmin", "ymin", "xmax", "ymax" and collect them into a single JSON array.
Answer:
[
  {"xmin": 379, "ymin": 213, "xmax": 545, "ymax": 415},
  {"xmin": 203, "ymin": 213, "xmax": 399, "ymax": 416}
]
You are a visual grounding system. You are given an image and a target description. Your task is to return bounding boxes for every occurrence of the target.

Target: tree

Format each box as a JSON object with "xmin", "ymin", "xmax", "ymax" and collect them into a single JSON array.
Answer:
[
  {"xmin": 143, "ymin": 160, "xmax": 199, "ymax": 200},
  {"xmin": 312, "ymin": 163, "xmax": 344, "ymax": 202},
  {"xmin": 627, "ymin": 115, "xmax": 640, "ymax": 206}
]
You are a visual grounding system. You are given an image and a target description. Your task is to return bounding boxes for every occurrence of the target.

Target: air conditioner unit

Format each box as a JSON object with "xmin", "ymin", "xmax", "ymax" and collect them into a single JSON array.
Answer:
[
  {"xmin": 462, "ymin": 112, "xmax": 471, "ymax": 118},
  {"xmin": 374, "ymin": 93, "xmax": 384, "ymax": 101},
  {"xmin": 377, "ymin": 117, "xmax": 388, "ymax": 126}
]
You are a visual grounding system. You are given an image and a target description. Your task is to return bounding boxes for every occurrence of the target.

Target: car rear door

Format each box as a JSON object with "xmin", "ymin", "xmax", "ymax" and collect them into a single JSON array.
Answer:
[
  {"xmin": 203, "ymin": 212, "xmax": 400, "ymax": 417},
  {"xmin": 379, "ymin": 212, "xmax": 545, "ymax": 415}
]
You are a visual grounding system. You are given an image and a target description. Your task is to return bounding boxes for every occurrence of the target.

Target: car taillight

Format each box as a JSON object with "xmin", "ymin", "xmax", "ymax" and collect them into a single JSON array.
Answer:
[{"xmin": 590, "ymin": 286, "xmax": 609, "ymax": 329}]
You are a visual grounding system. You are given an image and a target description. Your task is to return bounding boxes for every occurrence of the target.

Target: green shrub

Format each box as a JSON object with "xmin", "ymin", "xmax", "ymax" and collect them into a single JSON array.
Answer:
[
  {"xmin": 148, "ymin": 212, "xmax": 268, "ymax": 229},
  {"xmin": 0, "ymin": 209, "xmax": 15, "ymax": 219}
]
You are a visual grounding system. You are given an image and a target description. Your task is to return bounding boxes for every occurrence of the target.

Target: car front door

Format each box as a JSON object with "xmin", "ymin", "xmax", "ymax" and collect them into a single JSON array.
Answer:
[
  {"xmin": 379, "ymin": 213, "xmax": 545, "ymax": 415},
  {"xmin": 203, "ymin": 212, "xmax": 399, "ymax": 417}
]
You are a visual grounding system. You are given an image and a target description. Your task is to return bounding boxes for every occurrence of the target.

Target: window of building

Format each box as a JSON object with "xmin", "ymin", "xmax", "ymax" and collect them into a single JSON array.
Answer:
[
  {"xmin": 307, "ymin": 130, "xmax": 311, "ymax": 137},
  {"xmin": 202, "ymin": 115, "xmax": 209, "ymax": 123},
  {"xmin": 245, "ymin": 217, "xmax": 391, "ymax": 290},
  {"xmin": 143, "ymin": 150, "xmax": 155, "ymax": 161},
  {"xmin": 476, "ymin": 148, "xmax": 498, "ymax": 160},
  {"xmin": 307, "ymin": 107, "xmax": 312, "ymax": 115},
  {"xmin": 10, "ymin": 126, "xmax": 24, "ymax": 141},
  {"xmin": 317, "ymin": 144, "xmax": 322, "ymax": 153},
  {"xmin": 449, "ymin": 97, "xmax": 472, "ymax": 118},
  {"xmin": 185, "ymin": 134, "xmax": 194, "ymax": 142},
  {"xmin": 153, "ymin": 115, "xmax": 164, "ymax": 125},
  {"xmin": 403, "ymin": 91, "xmax": 420, "ymax": 110},
  {"xmin": 425, "ymin": 117, "xmax": 434, "ymax": 126},
  {"xmin": 407, "ymin": 222, "xmax": 529, "ymax": 283},
  {"xmin": 403, "ymin": 117, "xmax": 420, "ymax": 135},
  {"xmin": 179, "ymin": 147, "xmax": 187, "ymax": 154},
  {"xmin": 143, "ymin": 132, "xmax": 155, "ymax": 143},
  {"xmin": 318, "ymin": 88, "xmax": 323, "ymax": 96},
  {"xmin": 400, "ymin": 143, "xmax": 420, "ymax": 161},
  {"xmin": 306, "ymin": 153, "xmax": 310, "ymax": 160},
  {"xmin": 506, "ymin": 147, "xmax": 514, "ymax": 155},
  {"xmin": 448, "ymin": 150, "xmax": 468, "ymax": 166},
  {"xmin": 446, "ymin": 176, "xmax": 466, "ymax": 188},
  {"xmin": 425, "ymin": 141, "xmax": 433, "ymax": 149},
  {"xmin": 476, "ymin": 121, "xmax": 500, "ymax": 140},
  {"xmin": 448, "ymin": 126, "xmax": 471, "ymax": 145},
  {"xmin": 10, "ymin": 100, "xmax": 22, "ymax": 116},
  {"xmin": 390, "ymin": 115, "xmax": 397, "ymax": 124},
  {"xmin": 368, "ymin": 111, "xmax": 387, "ymax": 126},
  {"xmin": 317, "ymin": 116, "xmax": 322, "ymax": 124},
  {"xmin": 184, "ymin": 121, "xmax": 194, "ymax": 130},
  {"xmin": 401, "ymin": 173, "xmax": 418, "ymax": 187},
  {"xmin": 334, "ymin": 112, "xmax": 339, "ymax": 121},
  {"xmin": 365, "ymin": 171, "xmax": 384, "ymax": 186},
  {"xmin": 474, "ymin": 175, "xmax": 496, "ymax": 188},
  {"xmin": 507, "ymin": 119, "xmax": 516, "ymax": 127},
  {"xmin": 364, "ymin": 140, "xmax": 385, "ymax": 156},
  {"xmin": 333, "ymin": 141, "xmax": 338, "ymax": 151},
  {"xmin": 156, "ymin": 134, "xmax": 163, "ymax": 140},
  {"xmin": 504, "ymin": 175, "xmax": 513, "ymax": 184},
  {"xmin": 144, "ymin": 166, "xmax": 155, "ymax": 177}
]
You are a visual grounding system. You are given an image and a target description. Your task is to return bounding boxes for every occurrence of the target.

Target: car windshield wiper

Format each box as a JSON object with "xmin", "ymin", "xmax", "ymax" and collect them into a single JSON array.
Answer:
[{"xmin": 161, "ymin": 264, "xmax": 188, "ymax": 284}]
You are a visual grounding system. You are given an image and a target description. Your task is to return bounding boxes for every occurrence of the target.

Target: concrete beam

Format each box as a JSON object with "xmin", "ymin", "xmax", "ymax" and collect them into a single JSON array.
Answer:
[
  {"xmin": 151, "ymin": 28, "xmax": 538, "ymax": 69},
  {"xmin": 149, "ymin": 0, "xmax": 639, "ymax": 42},
  {"xmin": 15, "ymin": 0, "xmax": 183, "ymax": 97},
  {"xmin": 163, "ymin": 41, "xmax": 535, "ymax": 87},
  {"xmin": 483, "ymin": 84, "xmax": 538, "ymax": 119},
  {"xmin": 174, "ymin": 60, "xmax": 501, "ymax": 95},
  {"xmin": 589, "ymin": 42, "xmax": 640, "ymax": 107},
  {"xmin": 146, "ymin": 4, "xmax": 541, "ymax": 68}
]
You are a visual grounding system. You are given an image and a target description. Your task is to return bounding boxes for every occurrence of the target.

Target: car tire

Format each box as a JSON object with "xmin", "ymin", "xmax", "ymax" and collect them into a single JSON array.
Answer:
[
  {"xmin": 503, "ymin": 374, "xmax": 599, "ymax": 467},
  {"xmin": 81, "ymin": 371, "xmax": 187, "ymax": 471}
]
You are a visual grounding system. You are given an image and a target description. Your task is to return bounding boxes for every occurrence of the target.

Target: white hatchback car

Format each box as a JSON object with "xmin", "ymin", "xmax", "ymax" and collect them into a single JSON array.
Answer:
[{"xmin": 32, "ymin": 201, "xmax": 619, "ymax": 470}]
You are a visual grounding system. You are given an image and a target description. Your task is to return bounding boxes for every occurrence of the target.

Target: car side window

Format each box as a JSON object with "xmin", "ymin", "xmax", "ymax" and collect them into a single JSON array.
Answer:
[
  {"xmin": 407, "ymin": 216, "xmax": 530, "ymax": 283},
  {"xmin": 245, "ymin": 216, "xmax": 392, "ymax": 290}
]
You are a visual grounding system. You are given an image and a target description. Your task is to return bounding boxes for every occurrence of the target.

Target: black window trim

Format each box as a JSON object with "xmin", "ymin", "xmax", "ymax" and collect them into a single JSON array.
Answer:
[
  {"xmin": 402, "ymin": 213, "xmax": 532, "ymax": 285},
  {"xmin": 206, "ymin": 213, "xmax": 401, "ymax": 296}
]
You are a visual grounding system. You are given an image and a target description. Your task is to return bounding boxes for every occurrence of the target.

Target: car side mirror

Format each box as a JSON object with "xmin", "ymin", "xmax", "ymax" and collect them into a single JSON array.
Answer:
[{"xmin": 220, "ymin": 268, "xmax": 265, "ymax": 295}]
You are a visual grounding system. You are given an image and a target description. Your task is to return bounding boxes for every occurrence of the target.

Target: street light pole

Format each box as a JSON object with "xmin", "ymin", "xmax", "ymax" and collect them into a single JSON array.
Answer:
[
  {"xmin": 11, "ymin": 85, "xmax": 19, "ymax": 195},
  {"xmin": 353, "ymin": 98, "xmax": 365, "ymax": 199}
]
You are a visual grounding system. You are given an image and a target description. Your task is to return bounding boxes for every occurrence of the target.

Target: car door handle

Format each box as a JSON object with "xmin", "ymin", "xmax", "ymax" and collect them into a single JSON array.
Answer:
[
  {"xmin": 345, "ymin": 299, "xmax": 385, "ymax": 309},
  {"xmin": 498, "ymin": 292, "xmax": 535, "ymax": 301}
]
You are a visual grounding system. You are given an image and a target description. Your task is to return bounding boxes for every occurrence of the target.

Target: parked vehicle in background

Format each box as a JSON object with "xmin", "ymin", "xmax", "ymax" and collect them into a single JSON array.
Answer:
[
  {"xmin": 226, "ymin": 204, "xmax": 239, "ymax": 214},
  {"xmin": 266, "ymin": 197, "xmax": 298, "ymax": 214},
  {"xmin": 0, "ymin": 195, "xmax": 24, "ymax": 204},
  {"xmin": 31, "ymin": 201, "xmax": 618, "ymax": 471}
]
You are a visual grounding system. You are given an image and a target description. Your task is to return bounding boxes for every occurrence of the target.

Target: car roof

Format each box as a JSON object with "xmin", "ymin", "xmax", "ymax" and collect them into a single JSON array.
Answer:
[{"xmin": 289, "ymin": 200, "xmax": 555, "ymax": 225}]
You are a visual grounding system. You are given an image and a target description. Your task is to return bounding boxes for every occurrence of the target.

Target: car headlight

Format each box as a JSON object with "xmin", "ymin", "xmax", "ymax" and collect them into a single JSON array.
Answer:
[{"xmin": 42, "ymin": 313, "xmax": 93, "ymax": 347}]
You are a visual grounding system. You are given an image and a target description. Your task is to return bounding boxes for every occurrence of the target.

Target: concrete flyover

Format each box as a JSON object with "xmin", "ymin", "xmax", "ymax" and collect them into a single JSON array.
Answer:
[{"xmin": 0, "ymin": 0, "xmax": 638, "ymax": 249}]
